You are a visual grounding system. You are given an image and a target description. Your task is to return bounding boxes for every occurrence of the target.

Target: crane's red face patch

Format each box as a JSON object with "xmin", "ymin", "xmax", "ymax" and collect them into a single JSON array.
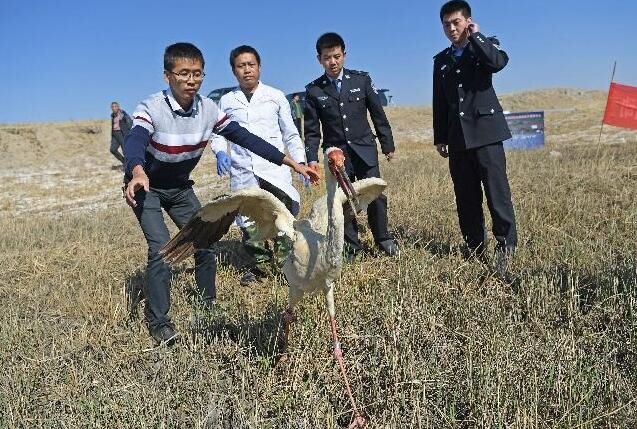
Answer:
[
  {"xmin": 327, "ymin": 148, "xmax": 345, "ymax": 174},
  {"xmin": 326, "ymin": 147, "xmax": 359, "ymax": 212}
]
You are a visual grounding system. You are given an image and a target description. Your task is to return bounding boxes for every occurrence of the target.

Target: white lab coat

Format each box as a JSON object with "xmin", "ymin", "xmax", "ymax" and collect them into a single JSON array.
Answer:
[{"xmin": 210, "ymin": 82, "xmax": 306, "ymax": 206}]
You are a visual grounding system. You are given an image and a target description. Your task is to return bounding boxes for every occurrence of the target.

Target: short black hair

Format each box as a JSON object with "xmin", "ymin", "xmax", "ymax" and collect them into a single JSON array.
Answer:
[
  {"xmin": 440, "ymin": 0, "xmax": 471, "ymax": 21},
  {"xmin": 229, "ymin": 45, "xmax": 261, "ymax": 69},
  {"xmin": 316, "ymin": 32, "xmax": 345, "ymax": 56},
  {"xmin": 164, "ymin": 42, "xmax": 205, "ymax": 71}
]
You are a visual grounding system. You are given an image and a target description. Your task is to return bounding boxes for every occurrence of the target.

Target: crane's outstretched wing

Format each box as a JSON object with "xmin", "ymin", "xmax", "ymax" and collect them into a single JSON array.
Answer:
[
  {"xmin": 346, "ymin": 177, "xmax": 387, "ymax": 214},
  {"xmin": 160, "ymin": 188, "xmax": 296, "ymax": 265}
]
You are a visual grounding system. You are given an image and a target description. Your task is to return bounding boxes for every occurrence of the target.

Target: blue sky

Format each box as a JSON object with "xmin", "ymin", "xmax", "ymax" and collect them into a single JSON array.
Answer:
[{"xmin": 1, "ymin": 0, "xmax": 636, "ymax": 123}]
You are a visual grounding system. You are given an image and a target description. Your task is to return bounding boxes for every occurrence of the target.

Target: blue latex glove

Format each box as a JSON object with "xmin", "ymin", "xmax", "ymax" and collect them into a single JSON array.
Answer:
[{"xmin": 216, "ymin": 151, "xmax": 231, "ymax": 176}]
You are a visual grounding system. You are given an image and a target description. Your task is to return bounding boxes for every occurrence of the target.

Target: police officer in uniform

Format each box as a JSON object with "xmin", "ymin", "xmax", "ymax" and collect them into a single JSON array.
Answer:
[
  {"xmin": 305, "ymin": 32, "xmax": 398, "ymax": 259},
  {"xmin": 433, "ymin": 0, "xmax": 517, "ymax": 276}
]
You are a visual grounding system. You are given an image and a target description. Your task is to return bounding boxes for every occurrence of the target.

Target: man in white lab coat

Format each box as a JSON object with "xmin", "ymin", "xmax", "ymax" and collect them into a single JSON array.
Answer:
[{"xmin": 210, "ymin": 45, "xmax": 307, "ymax": 285}]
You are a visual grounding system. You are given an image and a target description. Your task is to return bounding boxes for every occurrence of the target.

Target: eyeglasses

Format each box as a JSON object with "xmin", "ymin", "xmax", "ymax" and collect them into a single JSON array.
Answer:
[{"xmin": 167, "ymin": 70, "xmax": 206, "ymax": 82}]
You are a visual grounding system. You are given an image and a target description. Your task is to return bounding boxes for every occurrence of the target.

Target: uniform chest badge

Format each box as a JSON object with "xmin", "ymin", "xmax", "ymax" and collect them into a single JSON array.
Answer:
[
  {"xmin": 318, "ymin": 96, "xmax": 328, "ymax": 101},
  {"xmin": 349, "ymin": 88, "xmax": 361, "ymax": 93}
]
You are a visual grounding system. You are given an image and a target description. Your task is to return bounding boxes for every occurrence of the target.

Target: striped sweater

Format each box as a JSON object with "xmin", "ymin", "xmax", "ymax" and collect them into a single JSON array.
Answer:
[{"xmin": 124, "ymin": 89, "xmax": 285, "ymax": 188}]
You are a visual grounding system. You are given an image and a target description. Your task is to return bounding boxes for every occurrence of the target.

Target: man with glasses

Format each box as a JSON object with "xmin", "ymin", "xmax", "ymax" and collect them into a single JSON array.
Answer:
[{"xmin": 123, "ymin": 42, "xmax": 318, "ymax": 345}]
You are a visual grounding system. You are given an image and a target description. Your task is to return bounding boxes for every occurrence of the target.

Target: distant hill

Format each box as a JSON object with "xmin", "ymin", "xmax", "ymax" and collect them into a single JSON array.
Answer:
[
  {"xmin": 499, "ymin": 88, "xmax": 607, "ymax": 111},
  {"xmin": 0, "ymin": 88, "xmax": 630, "ymax": 172}
]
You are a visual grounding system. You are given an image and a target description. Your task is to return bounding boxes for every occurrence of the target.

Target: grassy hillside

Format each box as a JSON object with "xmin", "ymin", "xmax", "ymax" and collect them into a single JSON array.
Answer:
[{"xmin": 1, "ymin": 89, "xmax": 636, "ymax": 428}]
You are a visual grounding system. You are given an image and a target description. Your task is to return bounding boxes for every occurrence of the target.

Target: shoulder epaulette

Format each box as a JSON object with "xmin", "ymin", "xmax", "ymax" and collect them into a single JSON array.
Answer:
[
  {"xmin": 306, "ymin": 76, "xmax": 323, "ymax": 88},
  {"xmin": 347, "ymin": 69, "xmax": 369, "ymax": 76},
  {"xmin": 433, "ymin": 48, "xmax": 450, "ymax": 59},
  {"xmin": 488, "ymin": 35, "xmax": 500, "ymax": 44}
]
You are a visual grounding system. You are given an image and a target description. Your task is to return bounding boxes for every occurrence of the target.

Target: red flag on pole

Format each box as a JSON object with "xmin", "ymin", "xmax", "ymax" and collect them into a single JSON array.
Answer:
[{"xmin": 602, "ymin": 82, "xmax": 637, "ymax": 130}]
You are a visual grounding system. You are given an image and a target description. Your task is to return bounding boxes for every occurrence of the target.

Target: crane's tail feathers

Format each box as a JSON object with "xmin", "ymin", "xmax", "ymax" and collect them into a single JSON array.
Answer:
[{"xmin": 160, "ymin": 211, "xmax": 237, "ymax": 265}]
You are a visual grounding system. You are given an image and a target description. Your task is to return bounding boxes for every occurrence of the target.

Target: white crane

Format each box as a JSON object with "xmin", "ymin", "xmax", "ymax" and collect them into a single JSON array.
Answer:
[{"xmin": 160, "ymin": 147, "xmax": 386, "ymax": 428}]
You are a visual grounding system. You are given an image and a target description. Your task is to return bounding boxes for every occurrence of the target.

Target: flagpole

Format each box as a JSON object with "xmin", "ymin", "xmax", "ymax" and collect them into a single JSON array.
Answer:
[{"xmin": 597, "ymin": 61, "xmax": 617, "ymax": 146}]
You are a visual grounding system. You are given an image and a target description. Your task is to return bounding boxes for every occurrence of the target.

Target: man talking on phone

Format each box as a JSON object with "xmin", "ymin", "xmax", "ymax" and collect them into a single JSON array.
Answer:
[{"xmin": 432, "ymin": 0, "xmax": 517, "ymax": 280}]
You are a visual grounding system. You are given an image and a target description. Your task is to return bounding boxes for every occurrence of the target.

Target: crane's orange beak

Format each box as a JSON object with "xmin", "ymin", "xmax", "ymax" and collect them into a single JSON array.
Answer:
[{"xmin": 326, "ymin": 148, "xmax": 360, "ymax": 213}]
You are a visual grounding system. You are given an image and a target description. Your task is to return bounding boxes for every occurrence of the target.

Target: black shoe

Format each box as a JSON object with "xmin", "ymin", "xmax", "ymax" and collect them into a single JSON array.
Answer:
[
  {"xmin": 150, "ymin": 324, "xmax": 179, "ymax": 346},
  {"xmin": 240, "ymin": 270, "xmax": 257, "ymax": 286},
  {"xmin": 240, "ymin": 266, "xmax": 268, "ymax": 286},
  {"xmin": 494, "ymin": 246, "xmax": 515, "ymax": 280},
  {"xmin": 343, "ymin": 249, "xmax": 362, "ymax": 264},
  {"xmin": 378, "ymin": 239, "xmax": 399, "ymax": 257}
]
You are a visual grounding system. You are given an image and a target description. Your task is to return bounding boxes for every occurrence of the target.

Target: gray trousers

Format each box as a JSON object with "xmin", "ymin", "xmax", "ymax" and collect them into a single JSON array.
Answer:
[
  {"xmin": 110, "ymin": 131, "xmax": 125, "ymax": 164},
  {"xmin": 132, "ymin": 186, "xmax": 216, "ymax": 330},
  {"xmin": 293, "ymin": 118, "xmax": 303, "ymax": 139}
]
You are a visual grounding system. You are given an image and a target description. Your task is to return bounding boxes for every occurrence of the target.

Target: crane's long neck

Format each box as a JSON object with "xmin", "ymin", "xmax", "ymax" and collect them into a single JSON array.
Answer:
[{"xmin": 326, "ymin": 171, "xmax": 345, "ymax": 267}]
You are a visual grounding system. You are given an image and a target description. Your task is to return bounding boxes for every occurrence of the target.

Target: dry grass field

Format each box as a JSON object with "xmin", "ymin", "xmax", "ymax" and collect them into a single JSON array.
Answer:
[{"xmin": 1, "ymin": 88, "xmax": 636, "ymax": 428}]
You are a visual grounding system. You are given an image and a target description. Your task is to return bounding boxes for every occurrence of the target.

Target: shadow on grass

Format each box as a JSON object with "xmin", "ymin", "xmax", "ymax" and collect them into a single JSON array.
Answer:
[
  {"xmin": 123, "ymin": 264, "xmax": 284, "ymax": 360},
  {"xmin": 123, "ymin": 239, "xmax": 252, "ymax": 320},
  {"xmin": 392, "ymin": 224, "xmax": 455, "ymax": 257},
  {"xmin": 549, "ymin": 258, "xmax": 636, "ymax": 315},
  {"xmin": 518, "ymin": 258, "xmax": 637, "ymax": 377},
  {"xmin": 559, "ymin": 259, "xmax": 637, "ymax": 377},
  {"xmin": 190, "ymin": 301, "xmax": 283, "ymax": 359},
  {"xmin": 124, "ymin": 268, "xmax": 145, "ymax": 322},
  {"xmin": 213, "ymin": 239, "xmax": 255, "ymax": 272}
]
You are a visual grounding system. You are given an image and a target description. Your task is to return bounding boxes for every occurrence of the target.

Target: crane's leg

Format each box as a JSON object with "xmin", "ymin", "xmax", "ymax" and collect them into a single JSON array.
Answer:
[
  {"xmin": 325, "ymin": 286, "xmax": 366, "ymax": 428},
  {"xmin": 278, "ymin": 286, "xmax": 303, "ymax": 355}
]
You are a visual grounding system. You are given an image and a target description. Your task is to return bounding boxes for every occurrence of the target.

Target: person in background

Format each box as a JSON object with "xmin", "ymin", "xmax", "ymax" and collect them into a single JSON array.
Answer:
[
  {"xmin": 290, "ymin": 93, "xmax": 304, "ymax": 138},
  {"xmin": 110, "ymin": 101, "xmax": 132, "ymax": 166},
  {"xmin": 432, "ymin": 0, "xmax": 517, "ymax": 279},
  {"xmin": 210, "ymin": 45, "xmax": 307, "ymax": 286},
  {"xmin": 304, "ymin": 32, "xmax": 398, "ymax": 262},
  {"xmin": 123, "ymin": 42, "xmax": 318, "ymax": 345}
]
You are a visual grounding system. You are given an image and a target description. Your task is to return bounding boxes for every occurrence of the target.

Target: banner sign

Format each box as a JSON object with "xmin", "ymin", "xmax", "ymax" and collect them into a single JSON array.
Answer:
[{"xmin": 503, "ymin": 111, "xmax": 545, "ymax": 150}]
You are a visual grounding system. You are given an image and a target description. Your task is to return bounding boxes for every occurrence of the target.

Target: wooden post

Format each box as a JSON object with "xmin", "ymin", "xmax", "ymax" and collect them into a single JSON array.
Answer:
[{"xmin": 597, "ymin": 61, "xmax": 617, "ymax": 146}]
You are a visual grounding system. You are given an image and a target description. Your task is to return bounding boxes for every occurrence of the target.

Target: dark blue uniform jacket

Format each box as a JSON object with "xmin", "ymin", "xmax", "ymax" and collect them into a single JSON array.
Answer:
[
  {"xmin": 304, "ymin": 68, "xmax": 394, "ymax": 166},
  {"xmin": 433, "ymin": 32, "xmax": 512, "ymax": 152}
]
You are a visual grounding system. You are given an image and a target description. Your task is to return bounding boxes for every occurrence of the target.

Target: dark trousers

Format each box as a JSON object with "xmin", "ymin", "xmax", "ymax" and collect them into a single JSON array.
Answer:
[
  {"xmin": 241, "ymin": 177, "xmax": 300, "ymax": 266},
  {"xmin": 132, "ymin": 186, "xmax": 216, "ymax": 330},
  {"xmin": 341, "ymin": 146, "xmax": 391, "ymax": 252},
  {"xmin": 293, "ymin": 118, "xmax": 303, "ymax": 139},
  {"xmin": 449, "ymin": 142, "xmax": 517, "ymax": 251},
  {"xmin": 110, "ymin": 130, "xmax": 125, "ymax": 164}
]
